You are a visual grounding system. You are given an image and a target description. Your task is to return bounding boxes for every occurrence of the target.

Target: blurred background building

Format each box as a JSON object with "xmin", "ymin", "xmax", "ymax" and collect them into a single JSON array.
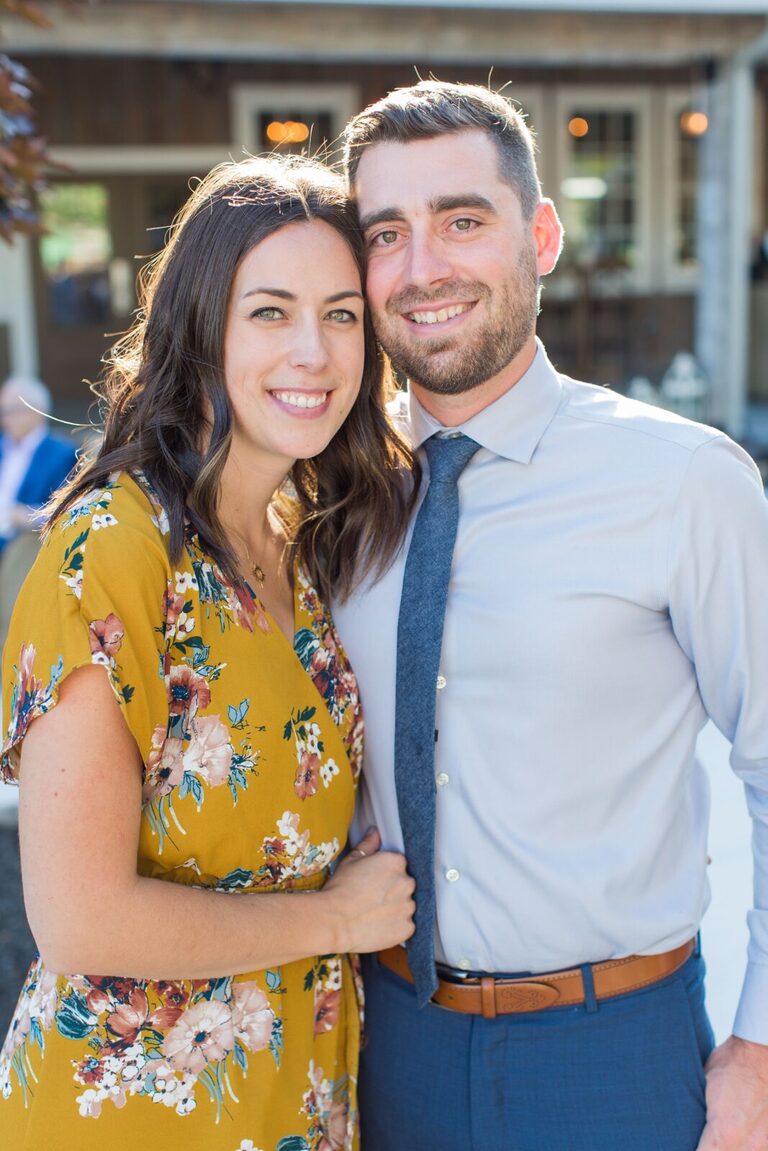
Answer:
[{"xmin": 1, "ymin": 0, "xmax": 767, "ymax": 441}]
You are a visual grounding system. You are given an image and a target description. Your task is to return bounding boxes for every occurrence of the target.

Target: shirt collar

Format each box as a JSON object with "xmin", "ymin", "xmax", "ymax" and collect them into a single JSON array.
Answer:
[{"xmin": 405, "ymin": 339, "xmax": 563, "ymax": 464}]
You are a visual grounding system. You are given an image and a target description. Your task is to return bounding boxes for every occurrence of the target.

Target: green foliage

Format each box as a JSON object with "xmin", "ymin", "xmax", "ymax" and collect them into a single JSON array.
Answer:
[{"xmin": 0, "ymin": 2, "xmax": 93, "ymax": 241}]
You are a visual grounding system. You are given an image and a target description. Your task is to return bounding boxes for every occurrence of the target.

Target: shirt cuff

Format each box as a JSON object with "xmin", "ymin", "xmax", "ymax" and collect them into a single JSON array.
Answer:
[{"xmin": 733, "ymin": 962, "xmax": 768, "ymax": 1045}]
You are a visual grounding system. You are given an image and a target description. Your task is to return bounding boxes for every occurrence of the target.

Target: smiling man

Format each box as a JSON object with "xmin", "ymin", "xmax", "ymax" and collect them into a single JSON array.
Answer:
[{"xmin": 333, "ymin": 81, "xmax": 768, "ymax": 1151}]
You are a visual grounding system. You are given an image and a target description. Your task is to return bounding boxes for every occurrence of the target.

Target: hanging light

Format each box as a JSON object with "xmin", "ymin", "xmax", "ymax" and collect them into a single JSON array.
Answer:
[
  {"xmin": 680, "ymin": 110, "xmax": 709, "ymax": 137},
  {"xmin": 266, "ymin": 120, "xmax": 311, "ymax": 145},
  {"xmin": 568, "ymin": 116, "xmax": 590, "ymax": 139}
]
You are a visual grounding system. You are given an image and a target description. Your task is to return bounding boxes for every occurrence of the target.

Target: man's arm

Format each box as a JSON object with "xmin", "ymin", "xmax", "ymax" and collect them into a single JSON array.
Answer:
[{"xmin": 667, "ymin": 435, "xmax": 768, "ymax": 1148}]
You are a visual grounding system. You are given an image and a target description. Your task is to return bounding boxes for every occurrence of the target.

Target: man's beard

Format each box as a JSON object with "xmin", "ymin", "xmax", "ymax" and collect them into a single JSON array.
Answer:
[{"xmin": 376, "ymin": 242, "xmax": 541, "ymax": 395}]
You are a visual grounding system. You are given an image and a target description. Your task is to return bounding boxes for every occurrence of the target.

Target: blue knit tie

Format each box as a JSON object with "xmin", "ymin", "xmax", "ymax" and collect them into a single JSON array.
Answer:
[{"xmin": 395, "ymin": 432, "xmax": 481, "ymax": 1006}]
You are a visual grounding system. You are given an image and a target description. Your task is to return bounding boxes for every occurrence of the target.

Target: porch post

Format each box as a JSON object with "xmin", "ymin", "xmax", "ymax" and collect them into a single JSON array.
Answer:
[
  {"xmin": 0, "ymin": 237, "xmax": 38, "ymax": 377},
  {"xmin": 696, "ymin": 66, "xmax": 730, "ymax": 429},
  {"xmin": 696, "ymin": 27, "xmax": 768, "ymax": 439},
  {"xmin": 722, "ymin": 58, "xmax": 753, "ymax": 439}
]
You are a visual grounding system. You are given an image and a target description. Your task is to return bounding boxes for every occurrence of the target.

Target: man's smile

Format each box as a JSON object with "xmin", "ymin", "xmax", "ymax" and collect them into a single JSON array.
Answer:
[{"xmin": 405, "ymin": 302, "xmax": 477, "ymax": 326}]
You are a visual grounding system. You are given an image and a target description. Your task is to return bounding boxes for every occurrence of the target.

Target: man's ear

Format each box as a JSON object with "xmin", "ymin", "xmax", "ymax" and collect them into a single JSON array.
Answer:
[{"xmin": 532, "ymin": 199, "xmax": 564, "ymax": 277}]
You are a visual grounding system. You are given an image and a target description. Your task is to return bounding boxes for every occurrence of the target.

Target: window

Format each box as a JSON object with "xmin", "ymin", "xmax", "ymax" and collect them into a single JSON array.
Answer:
[
  {"xmin": 231, "ymin": 84, "xmax": 359, "ymax": 159},
  {"xmin": 553, "ymin": 89, "xmax": 651, "ymax": 290},
  {"xmin": 39, "ymin": 183, "xmax": 112, "ymax": 327}
]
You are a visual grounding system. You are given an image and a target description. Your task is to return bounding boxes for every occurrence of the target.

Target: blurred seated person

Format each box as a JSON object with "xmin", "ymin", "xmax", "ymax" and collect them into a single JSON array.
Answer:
[{"xmin": 0, "ymin": 376, "xmax": 78, "ymax": 554}]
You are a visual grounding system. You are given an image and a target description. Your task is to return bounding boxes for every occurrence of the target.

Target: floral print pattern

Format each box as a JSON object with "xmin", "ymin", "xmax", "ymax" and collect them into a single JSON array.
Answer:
[{"xmin": 0, "ymin": 473, "xmax": 362, "ymax": 1148}]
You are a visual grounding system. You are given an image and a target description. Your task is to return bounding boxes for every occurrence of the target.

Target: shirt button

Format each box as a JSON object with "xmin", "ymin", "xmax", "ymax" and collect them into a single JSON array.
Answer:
[
  {"xmin": 457, "ymin": 958, "xmax": 472, "ymax": 971},
  {"xmin": 436, "ymin": 772, "xmax": 450, "ymax": 787},
  {"xmin": 436, "ymin": 674, "xmax": 447, "ymax": 690},
  {"xmin": 445, "ymin": 868, "xmax": 460, "ymax": 883}
]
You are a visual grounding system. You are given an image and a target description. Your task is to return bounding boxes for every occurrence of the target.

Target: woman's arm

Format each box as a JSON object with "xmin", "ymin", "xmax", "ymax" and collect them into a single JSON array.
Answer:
[{"xmin": 20, "ymin": 664, "xmax": 414, "ymax": 979}]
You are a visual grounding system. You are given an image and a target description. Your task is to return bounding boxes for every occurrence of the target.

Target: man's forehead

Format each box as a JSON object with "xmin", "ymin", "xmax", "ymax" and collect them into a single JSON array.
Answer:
[{"xmin": 354, "ymin": 131, "xmax": 507, "ymax": 213}]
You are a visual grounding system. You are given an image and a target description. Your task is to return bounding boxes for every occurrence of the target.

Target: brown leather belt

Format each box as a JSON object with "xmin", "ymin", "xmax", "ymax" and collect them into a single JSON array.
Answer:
[{"xmin": 378, "ymin": 939, "xmax": 695, "ymax": 1019}]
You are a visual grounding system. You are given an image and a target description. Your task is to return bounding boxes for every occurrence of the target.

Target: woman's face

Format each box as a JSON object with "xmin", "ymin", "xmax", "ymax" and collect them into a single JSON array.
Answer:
[{"xmin": 223, "ymin": 218, "xmax": 365, "ymax": 475}]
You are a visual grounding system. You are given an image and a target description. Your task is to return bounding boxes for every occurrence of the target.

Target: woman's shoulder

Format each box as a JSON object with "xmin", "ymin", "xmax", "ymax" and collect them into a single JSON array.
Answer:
[
  {"xmin": 38, "ymin": 472, "xmax": 173, "ymax": 595},
  {"xmin": 50, "ymin": 472, "xmax": 170, "ymax": 545}
]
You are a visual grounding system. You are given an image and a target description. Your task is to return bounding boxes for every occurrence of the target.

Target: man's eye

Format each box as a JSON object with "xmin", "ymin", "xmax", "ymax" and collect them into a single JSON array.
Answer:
[
  {"xmin": 452, "ymin": 218, "xmax": 476, "ymax": 232},
  {"xmin": 371, "ymin": 229, "xmax": 399, "ymax": 247}
]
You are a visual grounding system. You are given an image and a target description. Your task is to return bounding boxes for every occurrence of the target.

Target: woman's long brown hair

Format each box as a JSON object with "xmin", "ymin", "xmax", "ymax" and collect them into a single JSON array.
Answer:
[{"xmin": 46, "ymin": 155, "xmax": 419, "ymax": 602}]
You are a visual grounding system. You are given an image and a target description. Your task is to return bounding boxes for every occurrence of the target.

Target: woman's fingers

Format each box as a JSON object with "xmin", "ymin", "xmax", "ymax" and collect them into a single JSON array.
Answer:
[{"xmin": 348, "ymin": 825, "xmax": 382, "ymax": 861}]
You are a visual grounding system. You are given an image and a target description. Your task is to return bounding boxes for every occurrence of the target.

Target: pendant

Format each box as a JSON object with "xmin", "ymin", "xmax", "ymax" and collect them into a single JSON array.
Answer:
[{"xmin": 251, "ymin": 563, "xmax": 266, "ymax": 585}]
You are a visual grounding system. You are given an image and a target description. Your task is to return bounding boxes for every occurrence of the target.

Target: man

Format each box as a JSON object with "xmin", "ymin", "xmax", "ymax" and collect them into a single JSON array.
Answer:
[
  {"xmin": 0, "ymin": 375, "xmax": 77, "ymax": 553},
  {"xmin": 0, "ymin": 375, "xmax": 78, "ymax": 659},
  {"xmin": 333, "ymin": 81, "xmax": 768, "ymax": 1151}
]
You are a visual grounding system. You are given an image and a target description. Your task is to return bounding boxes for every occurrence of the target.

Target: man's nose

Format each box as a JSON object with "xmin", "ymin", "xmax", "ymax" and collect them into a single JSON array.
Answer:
[
  {"xmin": 288, "ymin": 318, "xmax": 330, "ymax": 373},
  {"xmin": 404, "ymin": 233, "xmax": 453, "ymax": 289}
]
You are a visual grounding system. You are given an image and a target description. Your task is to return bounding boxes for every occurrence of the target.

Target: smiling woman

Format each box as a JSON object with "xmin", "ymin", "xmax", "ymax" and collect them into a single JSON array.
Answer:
[{"xmin": 0, "ymin": 155, "xmax": 418, "ymax": 1151}]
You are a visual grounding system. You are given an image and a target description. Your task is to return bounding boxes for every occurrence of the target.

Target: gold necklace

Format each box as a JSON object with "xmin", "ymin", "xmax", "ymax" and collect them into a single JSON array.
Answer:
[{"xmin": 242, "ymin": 543, "xmax": 266, "ymax": 586}]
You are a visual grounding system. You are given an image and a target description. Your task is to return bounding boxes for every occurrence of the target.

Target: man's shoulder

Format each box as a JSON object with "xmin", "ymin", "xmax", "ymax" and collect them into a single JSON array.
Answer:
[
  {"xmin": 39, "ymin": 430, "xmax": 78, "ymax": 457},
  {"xmin": 557, "ymin": 374, "xmax": 723, "ymax": 457}
]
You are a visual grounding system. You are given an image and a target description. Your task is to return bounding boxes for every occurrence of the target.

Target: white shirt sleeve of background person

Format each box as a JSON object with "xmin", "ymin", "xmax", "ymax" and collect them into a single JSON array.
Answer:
[{"xmin": 667, "ymin": 434, "xmax": 768, "ymax": 1044}]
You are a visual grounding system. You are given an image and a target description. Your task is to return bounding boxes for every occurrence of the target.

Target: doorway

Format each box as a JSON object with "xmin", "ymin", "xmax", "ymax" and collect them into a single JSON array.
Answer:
[{"xmin": 32, "ymin": 172, "xmax": 191, "ymax": 422}]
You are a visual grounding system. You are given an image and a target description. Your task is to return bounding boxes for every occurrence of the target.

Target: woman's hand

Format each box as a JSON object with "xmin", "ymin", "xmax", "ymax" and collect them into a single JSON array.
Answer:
[{"xmin": 321, "ymin": 827, "xmax": 416, "ymax": 954}]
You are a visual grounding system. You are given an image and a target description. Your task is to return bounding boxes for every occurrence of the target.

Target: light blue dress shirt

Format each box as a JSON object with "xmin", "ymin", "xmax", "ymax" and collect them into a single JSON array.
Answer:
[{"xmin": 333, "ymin": 342, "xmax": 768, "ymax": 1043}]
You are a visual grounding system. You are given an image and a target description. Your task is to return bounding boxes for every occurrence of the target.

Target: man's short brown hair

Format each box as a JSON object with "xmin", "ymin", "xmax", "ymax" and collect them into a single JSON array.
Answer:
[{"xmin": 343, "ymin": 79, "xmax": 542, "ymax": 220}]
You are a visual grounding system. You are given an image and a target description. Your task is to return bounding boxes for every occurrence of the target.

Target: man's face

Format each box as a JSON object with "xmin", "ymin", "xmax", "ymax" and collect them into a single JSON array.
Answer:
[
  {"xmin": 0, "ymin": 388, "xmax": 41, "ymax": 442},
  {"xmin": 355, "ymin": 130, "xmax": 561, "ymax": 397}
]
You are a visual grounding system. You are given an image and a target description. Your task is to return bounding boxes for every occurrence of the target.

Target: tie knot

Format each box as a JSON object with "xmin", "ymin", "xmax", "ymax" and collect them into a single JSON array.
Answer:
[{"xmin": 423, "ymin": 433, "xmax": 480, "ymax": 485}]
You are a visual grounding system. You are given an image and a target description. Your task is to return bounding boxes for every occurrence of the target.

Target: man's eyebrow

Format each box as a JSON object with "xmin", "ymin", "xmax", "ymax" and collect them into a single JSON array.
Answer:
[
  {"xmin": 359, "ymin": 195, "xmax": 498, "ymax": 233},
  {"xmin": 358, "ymin": 207, "xmax": 408, "ymax": 233},
  {"xmin": 428, "ymin": 194, "xmax": 497, "ymax": 215}
]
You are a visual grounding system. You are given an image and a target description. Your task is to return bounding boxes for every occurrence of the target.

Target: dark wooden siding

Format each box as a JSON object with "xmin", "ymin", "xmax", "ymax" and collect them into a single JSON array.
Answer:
[{"xmin": 25, "ymin": 54, "xmax": 697, "ymax": 146}]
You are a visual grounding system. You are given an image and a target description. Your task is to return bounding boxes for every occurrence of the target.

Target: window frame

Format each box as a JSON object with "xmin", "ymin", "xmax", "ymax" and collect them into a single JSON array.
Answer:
[{"xmin": 662, "ymin": 87, "xmax": 703, "ymax": 290}]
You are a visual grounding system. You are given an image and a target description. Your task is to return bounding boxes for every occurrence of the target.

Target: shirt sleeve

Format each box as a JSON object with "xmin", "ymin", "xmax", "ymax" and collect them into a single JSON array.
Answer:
[
  {"xmin": 667, "ymin": 435, "xmax": 768, "ymax": 1044},
  {"xmin": 1, "ymin": 481, "xmax": 172, "ymax": 783}
]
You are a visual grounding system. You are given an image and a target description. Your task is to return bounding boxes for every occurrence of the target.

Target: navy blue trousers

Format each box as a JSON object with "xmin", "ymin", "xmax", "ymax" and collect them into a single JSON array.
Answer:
[{"xmin": 358, "ymin": 950, "xmax": 715, "ymax": 1151}]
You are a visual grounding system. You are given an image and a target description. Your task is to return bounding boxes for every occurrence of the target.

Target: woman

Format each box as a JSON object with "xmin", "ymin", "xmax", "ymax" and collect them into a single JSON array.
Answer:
[{"xmin": 0, "ymin": 155, "xmax": 416, "ymax": 1150}]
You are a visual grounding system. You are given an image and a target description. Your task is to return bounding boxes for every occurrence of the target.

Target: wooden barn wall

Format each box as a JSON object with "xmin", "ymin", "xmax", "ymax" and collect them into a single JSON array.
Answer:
[{"xmin": 24, "ymin": 54, "xmax": 696, "ymax": 146}]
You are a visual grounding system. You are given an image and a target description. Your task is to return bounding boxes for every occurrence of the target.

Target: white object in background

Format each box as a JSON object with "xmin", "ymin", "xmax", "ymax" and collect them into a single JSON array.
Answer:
[
  {"xmin": 660, "ymin": 352, "xmax": 710, "ymax": 422},
  {"xmin": 0, "ymin": 783, "xmax": 18, "ymax": 828},
  {"xmin": 626, "ymin": 376, "xmax": 662, "ymax": 406}
]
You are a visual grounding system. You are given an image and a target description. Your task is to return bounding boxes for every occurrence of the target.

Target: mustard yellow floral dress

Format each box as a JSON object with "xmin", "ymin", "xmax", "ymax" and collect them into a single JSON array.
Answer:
[{"xmin": 0, "ymin": 473, "xmax": 364, "ymax": 1151}]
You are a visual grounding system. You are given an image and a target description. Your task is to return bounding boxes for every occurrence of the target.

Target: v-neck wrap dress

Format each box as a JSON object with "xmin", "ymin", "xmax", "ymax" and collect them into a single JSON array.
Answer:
[{"xmin": 0, "ymin": 473, "xmax": 364, "ymax": 1151}]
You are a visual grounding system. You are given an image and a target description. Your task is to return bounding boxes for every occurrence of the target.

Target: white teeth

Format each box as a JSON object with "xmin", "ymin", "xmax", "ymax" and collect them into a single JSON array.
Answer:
[
  {"xmin": 408, "ymin": 303, "xmax": 473, "ymax": 325},
  {"xmin": 272, "ymin": 391, "xmax": 328, "ymax": 409}
]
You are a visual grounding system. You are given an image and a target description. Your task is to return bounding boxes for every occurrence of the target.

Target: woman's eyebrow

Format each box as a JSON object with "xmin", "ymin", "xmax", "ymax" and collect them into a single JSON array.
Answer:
[
  {"xmin": 241, "ymin": 287, "xmax": 296, "ymax": 301},
  {"xmin": 240, "ymin": 288, "xmax": 364, "ymax": 303}
]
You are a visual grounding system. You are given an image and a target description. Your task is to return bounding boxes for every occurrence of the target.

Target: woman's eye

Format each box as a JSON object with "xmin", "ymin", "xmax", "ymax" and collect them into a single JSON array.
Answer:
[
  {"xmin": 327, "ymin": 309, "xmax": 358, "ymax": 324},
  {"xmin": 251, "ymin": 306, "xmax": 284, "ymax": 321}
]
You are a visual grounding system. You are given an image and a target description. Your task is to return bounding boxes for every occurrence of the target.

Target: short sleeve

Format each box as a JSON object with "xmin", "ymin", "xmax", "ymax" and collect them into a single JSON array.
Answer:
[{"xmin": 1, "ymin": 476, "xmax": 173, "ymax": 783}]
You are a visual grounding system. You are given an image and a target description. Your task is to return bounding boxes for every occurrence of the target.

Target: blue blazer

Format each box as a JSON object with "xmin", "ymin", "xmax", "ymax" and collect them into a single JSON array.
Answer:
[{"xmin": 10, "ymin": 432, "xmax": 78, "ymax": 510}]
